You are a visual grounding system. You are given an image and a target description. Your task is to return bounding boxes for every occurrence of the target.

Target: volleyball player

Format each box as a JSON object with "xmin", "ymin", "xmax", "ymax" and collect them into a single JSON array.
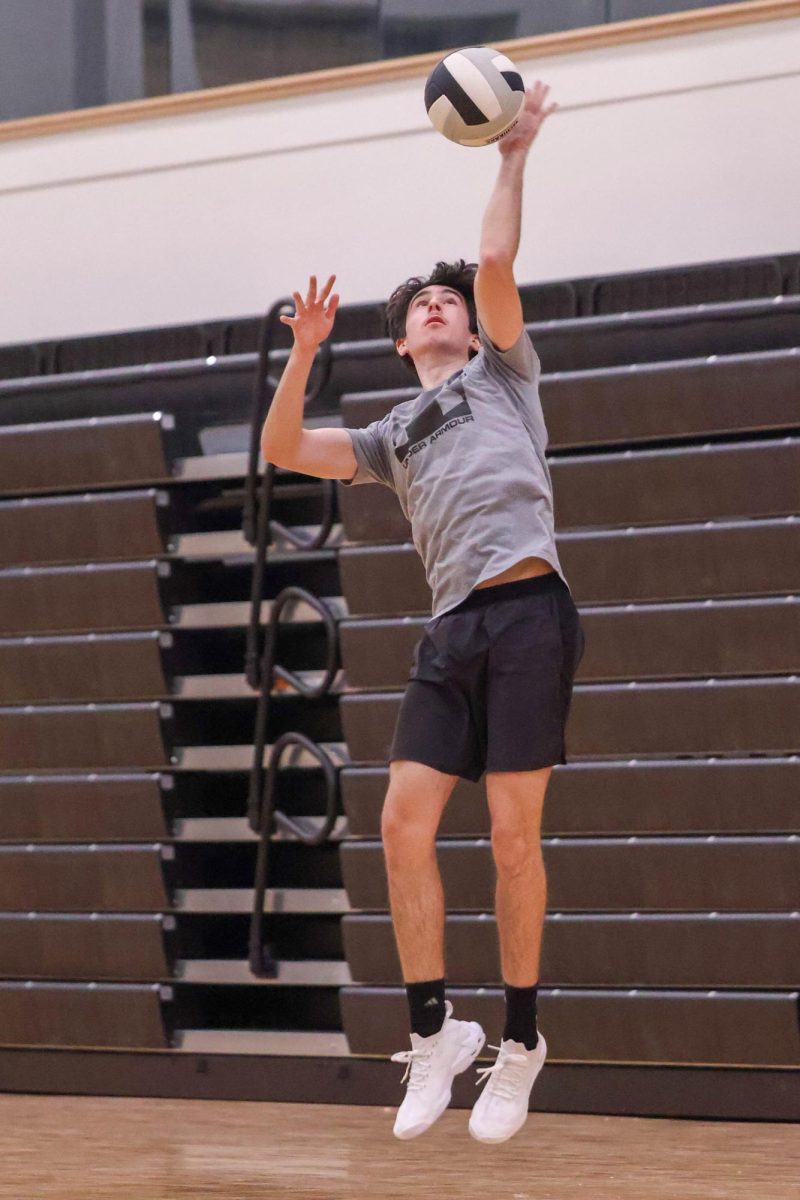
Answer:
[{"xmin": 261, "ymin": 82, "xmax": 585, "ymax": 1143}]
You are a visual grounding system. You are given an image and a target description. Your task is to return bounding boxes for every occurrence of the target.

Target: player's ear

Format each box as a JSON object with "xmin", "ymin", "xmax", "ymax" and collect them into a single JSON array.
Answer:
[{"xmin": 396, "ymin": 338, "xmax": 408, "ymax": 358}]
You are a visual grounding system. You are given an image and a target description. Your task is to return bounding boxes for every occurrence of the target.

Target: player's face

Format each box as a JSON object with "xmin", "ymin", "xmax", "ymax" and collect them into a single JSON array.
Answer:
[{"xmin": 397, "ymin": 285, "xmax": 479, "ymax": 364}]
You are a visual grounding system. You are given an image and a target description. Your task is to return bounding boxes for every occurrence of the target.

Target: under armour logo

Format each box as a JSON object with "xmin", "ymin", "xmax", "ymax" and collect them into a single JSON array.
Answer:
[{"xmin": 423, "ymin": 997, "xmax": 440, "ymax": 1008}]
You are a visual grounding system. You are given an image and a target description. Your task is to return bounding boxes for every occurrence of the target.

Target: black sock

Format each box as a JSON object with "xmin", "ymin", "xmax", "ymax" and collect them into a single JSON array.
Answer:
[
  {"xmin": 503, "ymin": 982, "xmax": 539, "ymax": 1050},
  {"xmin": 406, "ymin": 978, "xmax": 446, "ymax": 1038}
]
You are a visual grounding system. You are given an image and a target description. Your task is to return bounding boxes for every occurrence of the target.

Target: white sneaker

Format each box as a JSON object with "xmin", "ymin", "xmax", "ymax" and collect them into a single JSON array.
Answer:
[
  {"xmin": 390, "ymin": 999, "xmax": 486, "ymax": 1139},
  {"xmin": 468, "ymin": 1033, "xmax": 547, "ymax": 1144}
]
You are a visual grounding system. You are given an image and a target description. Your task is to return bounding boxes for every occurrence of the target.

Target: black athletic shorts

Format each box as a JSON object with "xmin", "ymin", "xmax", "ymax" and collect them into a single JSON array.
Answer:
[{"xmin": 389, "ymin": 571, "xmax": 585, "ymax": 782}]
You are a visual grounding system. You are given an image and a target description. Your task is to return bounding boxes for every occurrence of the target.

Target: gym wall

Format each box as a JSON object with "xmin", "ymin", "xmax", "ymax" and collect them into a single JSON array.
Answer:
[{"xmin": 1, "ymin": 9, "xmax": 798, "ymax": 344}]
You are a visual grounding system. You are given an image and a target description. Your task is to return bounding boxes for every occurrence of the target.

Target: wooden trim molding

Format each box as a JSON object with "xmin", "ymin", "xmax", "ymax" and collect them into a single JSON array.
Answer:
[{"xmin": 1, "ymin": 0, "xmax": 798, "ymax": 144}]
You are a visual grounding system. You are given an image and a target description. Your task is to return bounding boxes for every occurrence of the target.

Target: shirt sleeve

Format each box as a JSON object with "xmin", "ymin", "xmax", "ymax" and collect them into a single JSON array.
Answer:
[
  {"xmin": 477, "ymin": 316, "xmax": 540, "ymax": 384},
  {"xmin": 339, "ymin": 415, "xmax": 395, "ymax": 488}
]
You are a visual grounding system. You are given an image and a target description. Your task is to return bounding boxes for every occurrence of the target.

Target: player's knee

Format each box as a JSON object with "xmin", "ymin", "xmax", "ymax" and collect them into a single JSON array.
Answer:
[
  {"xmin": 491, "ymin": 821, "xmax": 539, "ymax": 876},
  {"xmin": 381, "ymin": 792, "xmax": 438, "ymax": 862}
]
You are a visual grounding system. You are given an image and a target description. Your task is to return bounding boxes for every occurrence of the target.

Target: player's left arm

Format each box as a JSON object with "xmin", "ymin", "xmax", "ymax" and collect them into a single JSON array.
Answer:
[{"xmin": 474, "ymin": 81, "xmax": 558, "ymax": 351}]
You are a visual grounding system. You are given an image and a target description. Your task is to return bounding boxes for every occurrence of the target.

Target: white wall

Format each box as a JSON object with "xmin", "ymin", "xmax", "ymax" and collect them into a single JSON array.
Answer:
[{"xmin": 2, "ymin": 15, "xmax": 799, "ymax": 345}]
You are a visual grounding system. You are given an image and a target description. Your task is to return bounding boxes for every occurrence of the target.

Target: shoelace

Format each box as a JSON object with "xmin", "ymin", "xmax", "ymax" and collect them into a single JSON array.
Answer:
[
  {"xmin": 475, "ymin": 1045, "xmax": 530, "ymax": 1100},
  {"xmin": 390, "ymin": 1046, "xmax": 434, "ymax": 1090}
]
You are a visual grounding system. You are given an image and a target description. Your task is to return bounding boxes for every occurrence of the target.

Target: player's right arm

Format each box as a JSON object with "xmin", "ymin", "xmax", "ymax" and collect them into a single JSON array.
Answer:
[
  {"xmin": 260, "ymin": 273, "xmax": 358, "ymax": 482},
  {"xmin": 475, "ymin": 81, "xmax": 557, "ymax": 353},
  {"xmin": 270, "ymin": 425, "xmax": 358, "ymax": 481}
]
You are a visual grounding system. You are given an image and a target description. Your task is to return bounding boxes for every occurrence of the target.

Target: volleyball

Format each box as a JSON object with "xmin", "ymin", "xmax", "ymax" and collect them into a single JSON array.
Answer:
[{"xmin": 424, "ymin": 46, "xmax": 525, "ymax": 148}]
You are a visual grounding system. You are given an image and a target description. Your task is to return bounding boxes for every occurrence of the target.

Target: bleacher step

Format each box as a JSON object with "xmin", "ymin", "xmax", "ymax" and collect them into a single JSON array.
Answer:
[
  {"xmin": 172, "ymin": 454, "xmax": 339, "ymax": 491},
  {"xmin": 177, "ymin": 1029, "xmax": 350, "ymax": 1056},
  {"xmin": 175, "ymin": 959, "xmax": 352, "ymax": 986},
  {"xmin": 170, "ymin": 670, "xmax": 346, "ymax": 700},
  {"xmin": 171, "ymin": 526, "xmax": 344, "ymax": 559},
  {"xmin": 172, "ymin": 816, "xmax": 349, "ymax": 842},
  {"xmin": 173, "ymin": 887, "xmax": 351, "ymax": 914},
  {"xmin": 172, "ymin": 452, "xmax": 247, "ymax": 482},
  {"xmin": 174, "ymin": 742, "xmax": 348, "ymax": 771},
  {"xmin": 171, "ymin": 596, "xmax": 348, "ymax": 628}
]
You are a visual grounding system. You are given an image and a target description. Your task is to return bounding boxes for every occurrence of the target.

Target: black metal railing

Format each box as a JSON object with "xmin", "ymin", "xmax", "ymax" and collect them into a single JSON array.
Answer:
[
  {"xmin": 247, "ymin": 730, "xmax": 340, "ymax": 978},
  {"xmin": 241, "ymin": 298, "xmax": 342, "ymax": 978},
  {"xmin": 246, "ymin": 585, "xmax": 341, "ymax": 978},
  {"xmin": 242, "ymin": 296, "xmax": 333, "ymax": 547},
  {"xmin": 244, "ymin": 462, "xmax": 336, "ymax": 691},
  {"xmin": 246, "ymin": 583, "xmax": 339, "ymax": 830},
  {"xmin": 243, "ymin": 297, "xmax": 335, "ymax": 692}
]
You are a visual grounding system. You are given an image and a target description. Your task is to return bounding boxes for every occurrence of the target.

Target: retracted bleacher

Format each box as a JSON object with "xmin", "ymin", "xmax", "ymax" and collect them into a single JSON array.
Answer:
[
  {"xmin": 0, "ymin": 251, "xmax": 798, "ymax": 1116},
  {"xmin": 0, "ymin": 320, "xmax": 351, "ymax": 1066}
]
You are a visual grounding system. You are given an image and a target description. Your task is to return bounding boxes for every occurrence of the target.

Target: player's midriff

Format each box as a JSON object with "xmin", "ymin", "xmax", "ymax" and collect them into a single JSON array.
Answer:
[{"xmin": 474, "ymin": 554, "xmax": 555, "ymax": 589}]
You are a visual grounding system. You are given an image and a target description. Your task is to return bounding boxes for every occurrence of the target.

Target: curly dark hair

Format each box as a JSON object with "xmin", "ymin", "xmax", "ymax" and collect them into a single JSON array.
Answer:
[{"xmin": 385, "ymin": 259, "xmax": 479, "ymax": 378}]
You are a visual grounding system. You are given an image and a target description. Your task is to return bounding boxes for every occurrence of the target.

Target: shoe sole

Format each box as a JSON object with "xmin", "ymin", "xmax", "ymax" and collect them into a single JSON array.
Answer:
[
  {"xmin": 393, "ymin": 1023, "xmax": 486, "ymax": 1140},
  {"xmin": 468, "ymin": 1114, "xmax": 528, "ymax": 1145},
  {"xmin": 470, "ymin": 1113, "xmax": 525, "ymax": 1142},
  {"xmin": 467, "ymin": 1036, "xmax": 547, "ymax": 1145}
]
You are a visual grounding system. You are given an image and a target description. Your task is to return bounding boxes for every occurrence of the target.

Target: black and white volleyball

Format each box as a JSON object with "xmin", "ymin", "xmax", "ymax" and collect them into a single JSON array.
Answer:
[{"xmin": 424, "ymin": 46, "xmax": 525, "ymax": 148}]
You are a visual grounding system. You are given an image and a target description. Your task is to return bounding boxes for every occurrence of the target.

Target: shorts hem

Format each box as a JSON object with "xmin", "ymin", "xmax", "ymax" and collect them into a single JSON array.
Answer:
[
  {"xmin": 389, "ymin": 752, "xmax": 483, "ymax": 783},
  {"xmin": 485, "ymin": 748, "xmax": 567, "ymax": 774}
]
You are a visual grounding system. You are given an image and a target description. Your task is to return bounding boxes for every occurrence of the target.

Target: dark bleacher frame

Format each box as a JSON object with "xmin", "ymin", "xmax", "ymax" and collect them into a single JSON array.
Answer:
[
  {"xmin": 1, "ymin": 250, "xmax": 798, "ymax": 387},
  {"xmin": 0, "ymin": 251, "xmax": 798, "ymax": 1113}
]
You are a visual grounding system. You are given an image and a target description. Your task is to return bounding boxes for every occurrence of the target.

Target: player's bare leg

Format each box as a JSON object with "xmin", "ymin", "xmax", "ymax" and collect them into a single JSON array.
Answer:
[
  {"xmin": 469, "ymin": 766, "xmax": 551, "ymax": 1144},
  {"xmin": 381, "ymin": 758, "xmax": 457, "ymax": 981},
  {"xmin": 382, "ymin": 759, "xmax": 485, "ymax": 1138},
  {"xmin": 486, "ymin": 766, "xmax": 551, "ymax": 986}
]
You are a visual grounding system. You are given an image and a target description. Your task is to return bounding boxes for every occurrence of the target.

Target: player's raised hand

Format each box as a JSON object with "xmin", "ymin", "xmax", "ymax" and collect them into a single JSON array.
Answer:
[
  {"xmin": 280, "ymin": 274, "xmax": 340, "ymax": 351},
  {"xmin": 498, "ymin": 81, "xmax": 558, "ymax": 157}
]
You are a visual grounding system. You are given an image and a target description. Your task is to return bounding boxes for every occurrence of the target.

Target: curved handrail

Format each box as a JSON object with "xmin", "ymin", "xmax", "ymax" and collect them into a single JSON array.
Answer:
[
  {"xmin": 243, "ymin": 307, "xmax": 332, "ymax": 546},
  {"xmin": 244, "ymin": 460, "xmax": 337, "ymax": 693},
  {"xmin": 247, "ymin": 585, "xmax": 340, "ymax": 828},
  {"xmin": 247, "ymin": 730, "xmax": 340, "ymax": 978},
  {"xmin": 243, "ymin": 302, "xmax": 334, "ymax": 695},
  {"xmin": 243, "ymin": 297, "xmax": 289, "ymax": 547}
]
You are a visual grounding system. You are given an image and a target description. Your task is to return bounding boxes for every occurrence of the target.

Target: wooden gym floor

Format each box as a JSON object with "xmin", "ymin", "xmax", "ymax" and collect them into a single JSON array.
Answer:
[{"xmin": 0, "ymin": 1094, "xmax": 795, "ymax": 1199}]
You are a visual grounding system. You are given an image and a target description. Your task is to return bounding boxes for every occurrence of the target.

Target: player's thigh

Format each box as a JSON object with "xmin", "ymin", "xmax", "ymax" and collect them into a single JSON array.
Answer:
[
  {"xmin": 485, "ymin": 595, "xmax": 565, "ymax": 773},
  {"xmin": 485, "ymin": 766, "xmax": 552, "ymax": 847},
  {"xmin": 390, "ymin": 674, "xmax": 485, "ymax": 785},
  {"xmin": 382, "ymin": 757, "xmax": 459, "ymax": 844}
]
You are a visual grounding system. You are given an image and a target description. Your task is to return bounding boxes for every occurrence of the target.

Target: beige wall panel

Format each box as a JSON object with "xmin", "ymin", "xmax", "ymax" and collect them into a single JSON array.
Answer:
[{"xmin": 1, "ymin": 15, "xmax": 798, "ymax": 344}]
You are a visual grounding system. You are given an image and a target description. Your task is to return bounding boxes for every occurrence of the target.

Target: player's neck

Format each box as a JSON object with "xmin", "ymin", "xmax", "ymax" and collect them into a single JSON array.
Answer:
[{"xmin": 415, "ymin": 351, "xmax": 470, "ymax": 393}]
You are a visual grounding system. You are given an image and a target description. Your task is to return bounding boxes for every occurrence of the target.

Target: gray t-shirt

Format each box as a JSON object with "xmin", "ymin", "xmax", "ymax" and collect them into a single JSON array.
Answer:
[{"xmin": 341, "ymin": 319, "xmax": 567, "ymax": 619}]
